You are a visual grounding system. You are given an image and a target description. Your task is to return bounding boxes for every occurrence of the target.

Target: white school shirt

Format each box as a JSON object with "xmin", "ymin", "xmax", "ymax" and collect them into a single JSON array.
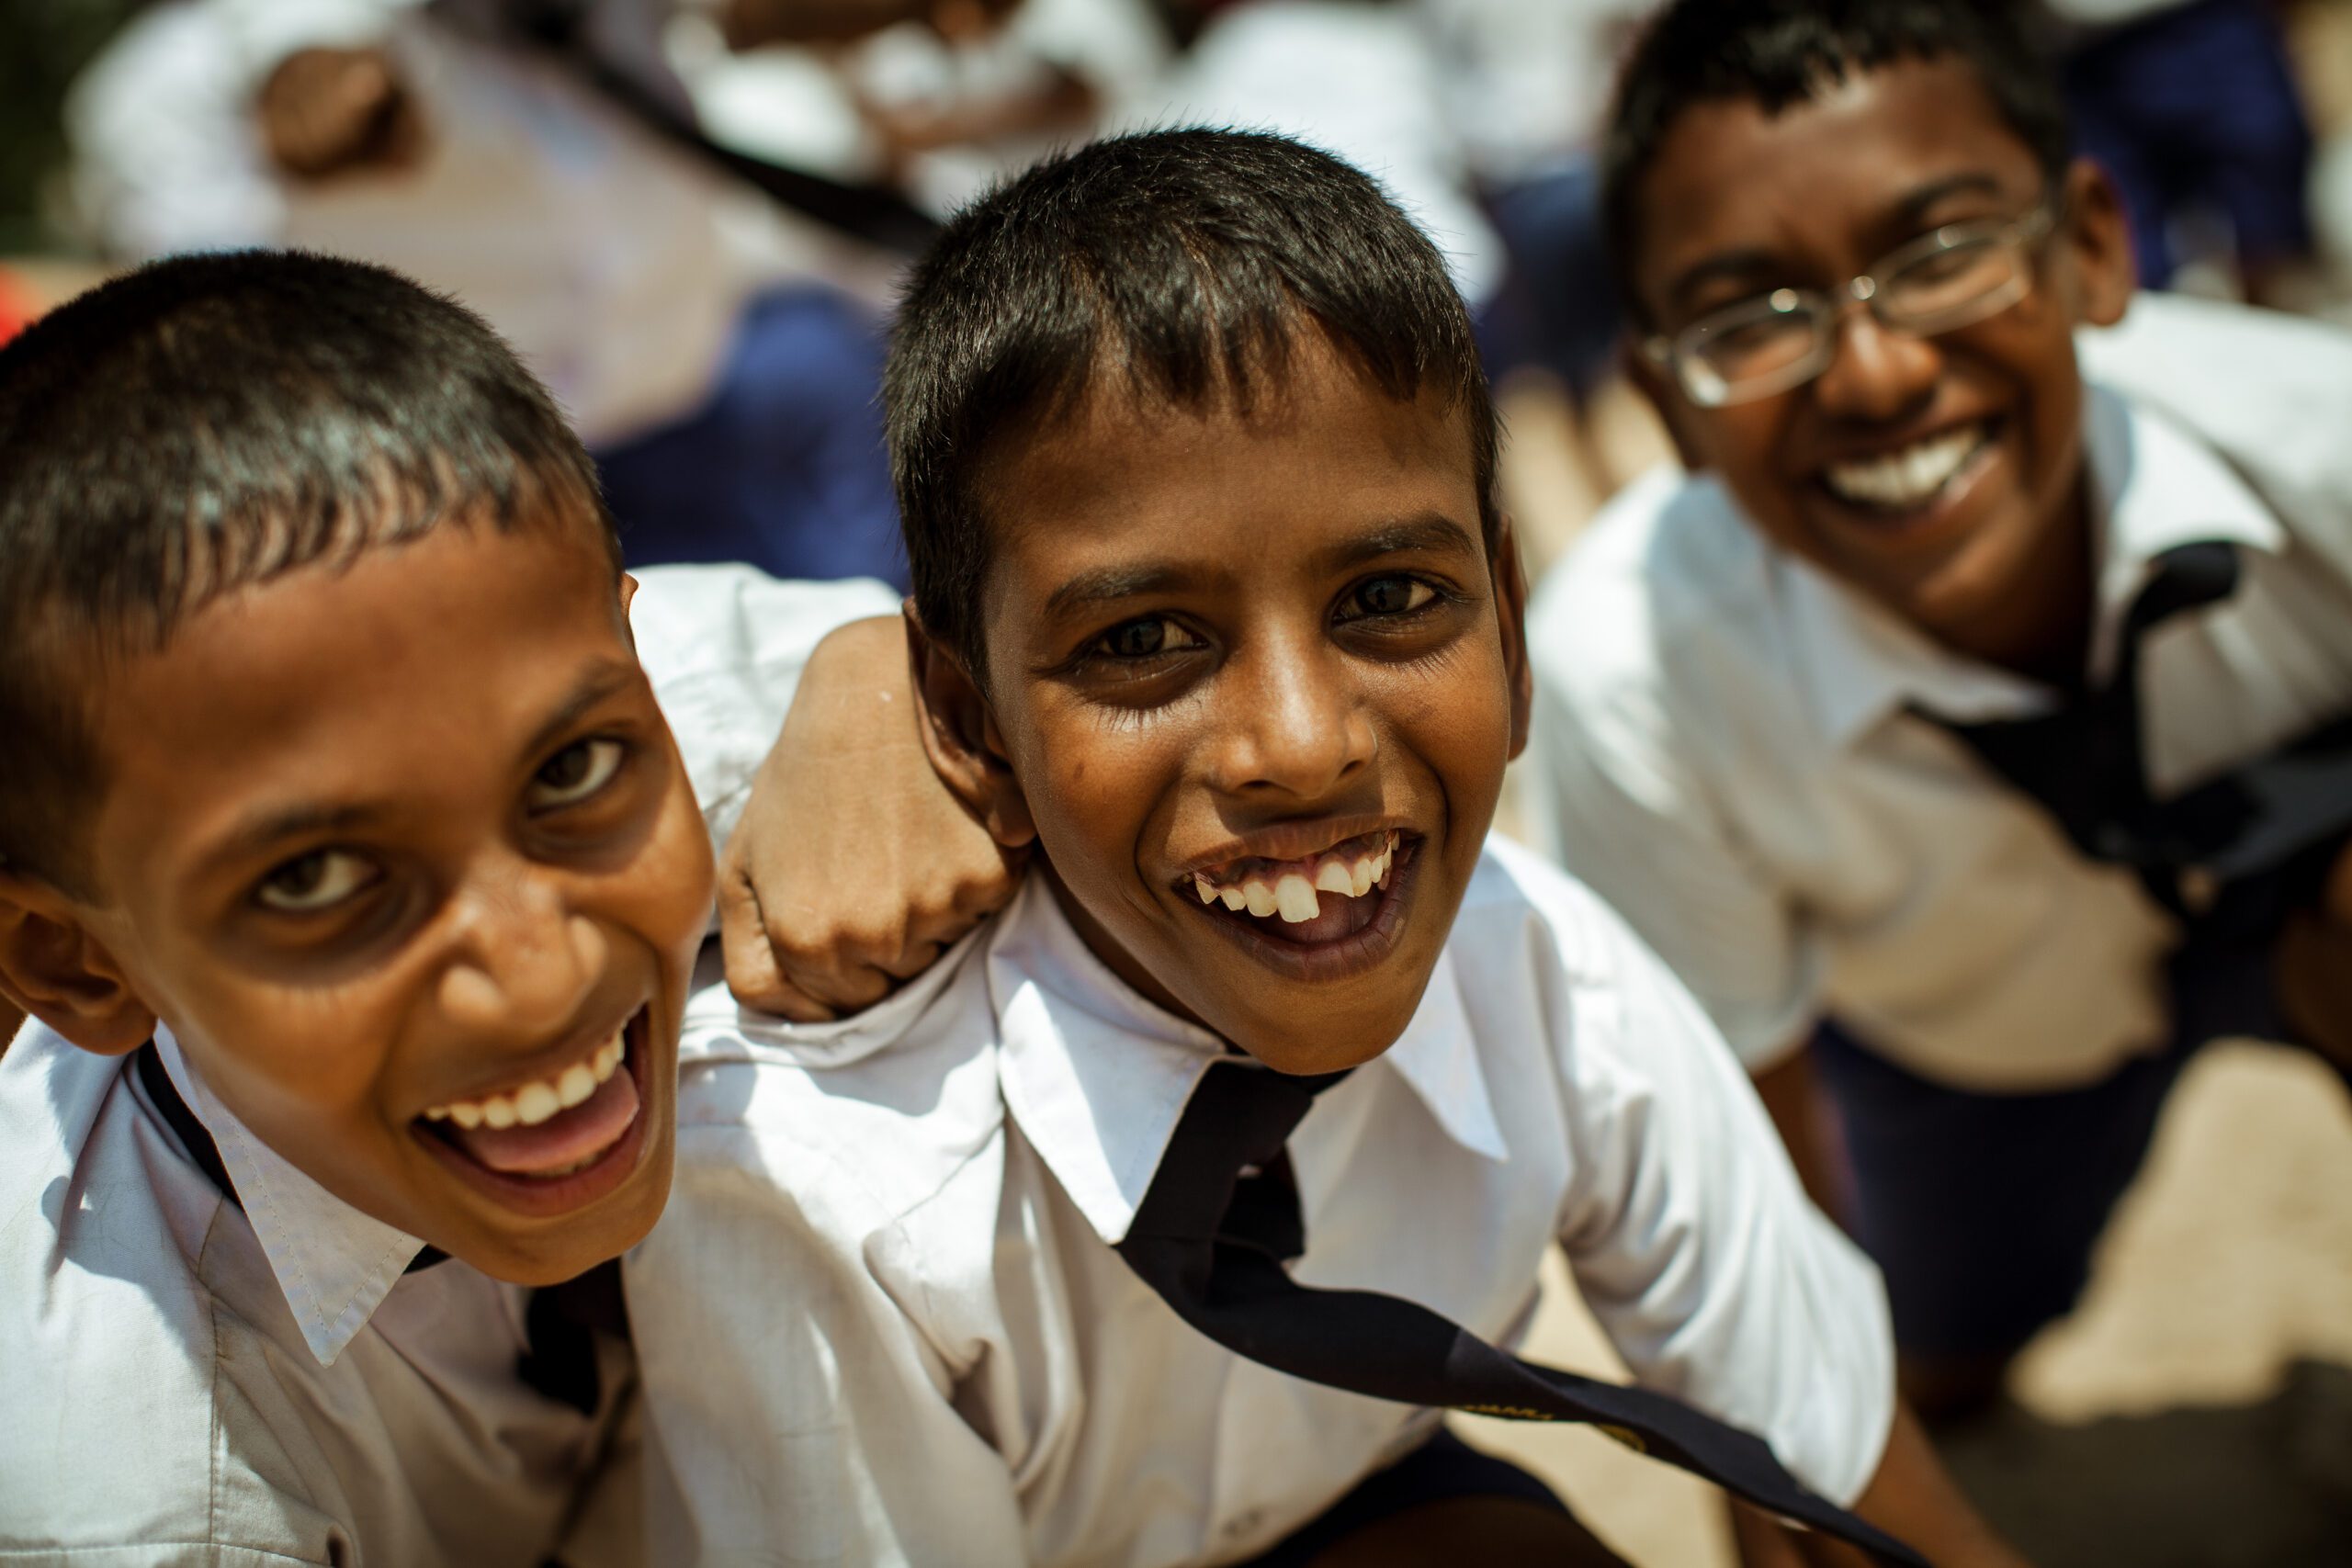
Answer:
[
  {"xmin": 1522, "ymin": 294, "xmax": 2352, "ymax": 1090},
  {"xmin": 627, "ymin": 838, "xmax": 1895, "ymax": 1567},
  {"xmin": 0, "ymin": 569, "xmax": 893, "ymax": 1564}
]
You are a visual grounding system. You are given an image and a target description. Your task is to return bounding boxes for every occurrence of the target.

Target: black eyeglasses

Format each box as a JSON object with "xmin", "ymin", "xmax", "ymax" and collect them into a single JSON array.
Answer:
[{"xmin": 1643, "ymin": 203, "xmax": 2060, "ymax": 408}]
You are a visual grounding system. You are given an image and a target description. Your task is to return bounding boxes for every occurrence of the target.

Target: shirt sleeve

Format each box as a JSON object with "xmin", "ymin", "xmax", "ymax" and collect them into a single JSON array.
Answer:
[
  {"xmin": 1521, "ymin": 596, "xmax": 1822, "ymax": 1069},
  {"xmin": 1543, "ymin": 875, "xmax": 1895, "ymax": 1507},
  {"xmin": 626, "ymin": 565, "xmax": 903, "ymax": 852}
]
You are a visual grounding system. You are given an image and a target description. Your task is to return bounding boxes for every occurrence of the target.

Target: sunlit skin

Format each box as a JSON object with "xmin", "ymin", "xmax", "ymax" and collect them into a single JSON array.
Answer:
[
  {"xmin": 0, "ymin": 521, "xmax": 714, "ymax": 1284},
  {"xmin": 911, "ymin": 333, "xmax": 1531, "ymax": 1076},
  {"xmin": 1628, "ymin": 57, "xmax": 2136, "ymax": 683}
]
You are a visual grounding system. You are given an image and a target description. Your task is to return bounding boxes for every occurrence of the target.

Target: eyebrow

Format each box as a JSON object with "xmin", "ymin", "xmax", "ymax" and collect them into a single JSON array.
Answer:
[
  {"xmin": 1043, "ymin": 564, "xmax": 1212, "ymax": 621},
  {"xmin": 199, "ymin": 660, "xmax": 641, "ymax": 874},
  {"xmin": 1322, "ymin": 514, "xmax": 1482, "ymax": 571},
  {"xmin": 1038, "ymin": 514, "xmax": 1480, "ymax": 622},
  {"xmin": 1662, "ymin": 170, "xmax": 2015, "ymax": 313}
]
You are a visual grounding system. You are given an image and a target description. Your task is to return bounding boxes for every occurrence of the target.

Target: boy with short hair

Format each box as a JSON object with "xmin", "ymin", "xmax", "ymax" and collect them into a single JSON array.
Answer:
[
  {"xmin": 0, "ymin": 251, "xmax": 910, "ymax": 1562},
  {"xmin": 1521, "ymin": 0, "xmax": 2352, "ymax": 1418},
  {"xmin": 626, "ymin": 128, "xmax": 2019, "ymax": 1566}
]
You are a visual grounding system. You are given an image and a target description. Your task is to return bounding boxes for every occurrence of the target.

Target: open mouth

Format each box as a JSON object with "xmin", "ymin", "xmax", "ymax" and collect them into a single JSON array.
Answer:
[
  {"xmin": 412, "ymin": 1006, "xmax": 653, "ymax": 1218},
  {"xmin": 1817, "ymin": 418, "xmax": 1999, "ymax": 518},
  {"xmin": 1177, "ymin": 829, "xmax": 1419, "ymax": 977}
]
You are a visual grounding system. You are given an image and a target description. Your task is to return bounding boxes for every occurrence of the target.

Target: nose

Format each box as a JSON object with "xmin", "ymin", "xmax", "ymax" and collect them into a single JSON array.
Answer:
[
  {"xmin": 434, "ymin": 859, "xmax": 607, "ymax": 1043},
  {"xmin": 1204, "ymin": 631, "xmax": 1376, "ymax": 800},
  {"xmin": 1810, "ymin": 304, "xmax": 1941, "ymax": 425}
]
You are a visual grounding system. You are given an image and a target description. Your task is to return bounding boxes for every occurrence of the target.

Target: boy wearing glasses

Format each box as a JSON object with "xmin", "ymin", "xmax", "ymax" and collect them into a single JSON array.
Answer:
[{"xmin": 1523, "ymin": 0, "xmax": 2352, "ymax": 1419}]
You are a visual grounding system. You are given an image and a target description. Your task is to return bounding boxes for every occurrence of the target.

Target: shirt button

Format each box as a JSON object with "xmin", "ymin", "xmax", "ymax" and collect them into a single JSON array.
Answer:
[{"xmin": 1224, "ymin": 1509, "xmax": 1264, "ymax": 1540}]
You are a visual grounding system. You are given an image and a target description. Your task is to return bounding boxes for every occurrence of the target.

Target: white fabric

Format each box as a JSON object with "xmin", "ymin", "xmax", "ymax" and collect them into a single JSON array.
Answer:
[
  {"xmin": 1413, "ymin": 0, "xmax": 1649, "ymax": 181},
  {"xmin": 1522, "ymin": 294, "xmax": 2352, "ymax": 1089},
  {"xmin": 64, "ymin": 0, "xmax": 887, "ymax": 446},
  {"xmin": 1149, "ymin": 1, "xmax": 1504, "ymax": 310},
  {"xmin": 0, "ymin": 1029, "xmax": 640, "ymax": 1567},
  {"xmin": 0, "ymin": 566, "xmax": 886, "ymax": 1562},
  {"xmin": 628, "ymin": 838, "xmax": 1895, "ymax": 1567}
]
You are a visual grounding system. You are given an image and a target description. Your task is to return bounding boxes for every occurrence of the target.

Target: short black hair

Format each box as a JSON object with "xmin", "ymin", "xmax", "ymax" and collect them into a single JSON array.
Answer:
[
  {"xmin": 1602, "ymin": 0, "xmax": 2072, "ymax": 321},
  {"xmin": 0, "ymin": 250, "xmax": 615, "ymax": 893},
  {"xmin": 886, "ymin": 127, "xmax": 1500, "ymax": 676}
]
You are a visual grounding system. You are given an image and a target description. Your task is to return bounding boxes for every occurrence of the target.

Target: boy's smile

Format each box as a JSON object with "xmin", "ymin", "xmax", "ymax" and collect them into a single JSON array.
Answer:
[
  {"xmin": 63, "ymin": 521, "xmax": 714, "ymax": 1283},
  {"xmin": 1629, "ymin": 56, "xmax": 2133, "ymax": 677},
  {"xmin": 925, "ymin": 332, "xmax": 1529, "ymax": 1076}
]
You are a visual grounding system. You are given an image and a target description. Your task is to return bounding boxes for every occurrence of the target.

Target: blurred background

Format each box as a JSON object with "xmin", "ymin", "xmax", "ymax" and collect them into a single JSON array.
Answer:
[{"xmin": 4, "ymin": 0, "xmax": 2351, "ymax": 1562}]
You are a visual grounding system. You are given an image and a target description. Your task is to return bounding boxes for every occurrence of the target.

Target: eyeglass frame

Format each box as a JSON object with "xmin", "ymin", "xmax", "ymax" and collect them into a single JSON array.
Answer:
[{"xmin": 1640, "ymin": 200, "xmax": 2063, "ymax": 409}]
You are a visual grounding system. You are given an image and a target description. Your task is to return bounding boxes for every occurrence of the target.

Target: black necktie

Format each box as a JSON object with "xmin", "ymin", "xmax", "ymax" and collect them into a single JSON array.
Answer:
[
  {"xmin": 1114, "ymin": 1061, "xmax": 1929, "ymax": 1568},
  {"xmin": 1923, "ymin": 543, "xmax": 2352, "ymax": 1036}
]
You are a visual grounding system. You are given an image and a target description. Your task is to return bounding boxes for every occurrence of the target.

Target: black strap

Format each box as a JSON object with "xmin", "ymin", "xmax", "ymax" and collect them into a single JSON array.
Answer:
[
  {"xmin": 490, "ymin": 0, "xmax": 941, "ymax": 255},
  {"xmin": 1114, "ymin": 1062, "xmax": 1929, "ymax": 1568},
  {"xmin": 1920, "ymin": 543, "xmax": 2352, "ymax": 1035}
]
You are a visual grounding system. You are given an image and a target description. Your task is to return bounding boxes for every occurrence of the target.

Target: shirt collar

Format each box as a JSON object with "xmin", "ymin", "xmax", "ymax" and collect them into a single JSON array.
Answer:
[
  {"xmin": 151, "ymin": 1027, "xmax": 426, "ymax": 1366},
  {"xmin": 983, "ymin": 878, "xmax": 1506, "ymax": 1247},
  {"xmin": 1783, "ymin": 383, "xmax": 2289, "ymax": 749}
]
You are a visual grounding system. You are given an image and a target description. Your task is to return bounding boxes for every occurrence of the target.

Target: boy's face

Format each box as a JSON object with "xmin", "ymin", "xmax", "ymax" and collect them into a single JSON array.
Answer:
[
  {"xmin": 922, "ymin": 335, "xmax": 1529, "ymax": 1075},
  {"xmin": 1626, "ymin": 57, "xmax": 2133, "ymax": 660},
  {"xmin": 20, "ymin": 522, "xmax": 713, "ymax": 1284}
]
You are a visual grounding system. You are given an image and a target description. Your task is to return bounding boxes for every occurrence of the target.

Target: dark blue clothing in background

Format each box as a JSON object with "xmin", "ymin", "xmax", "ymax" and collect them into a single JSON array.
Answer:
[
  {"xmin": 2063, "ymin": 0, "xmax": 2314, "ymax": 288},
  {"xmin": 597, "ymin": 286, "xmax": 907, "ymax": 590}
]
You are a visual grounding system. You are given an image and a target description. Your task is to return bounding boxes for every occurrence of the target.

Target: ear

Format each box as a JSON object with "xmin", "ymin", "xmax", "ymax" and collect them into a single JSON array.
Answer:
[
  {"xmin": 0, "ymin": 872, "xmax": 155, "ymax": 1055},
  {"xmin": 1620, "ymin": 335, "xmax": 1709, "ymax": 473},
  {"xmin": 2056, "ymin": 157, "xmax": 2135, "ymax": 329},
  {"xmin": 902, "ymin": 605, "xmax": 1037, "ymax": 850},
  {"xmin": 1490, "ymin": 514, "xmax": 1534, "ymax": 762}
]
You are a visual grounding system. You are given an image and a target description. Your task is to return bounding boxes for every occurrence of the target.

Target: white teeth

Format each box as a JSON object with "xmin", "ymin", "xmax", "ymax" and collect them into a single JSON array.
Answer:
[
  {"xmin": 514, "ymin": 1082, "xmax": 560, "ymax": 1126},
  {"xmin": 1825, "ymin": 423, "xmax": 1985, "ymax": 509},
  {"xmin": 1274, "ymin": 874, "xmax": 1320, "ymax": 923},
  {"xmin": 425, "ymin": 1028, "xmax": 628, "ymax": 1130},
  {"xmin": 556, "ymin": 1064, "xmax": 597, "ymax": 1109},
  {"xmin": 1193, "ymin": 830, "xmax": 1403, "ymax": 922}
]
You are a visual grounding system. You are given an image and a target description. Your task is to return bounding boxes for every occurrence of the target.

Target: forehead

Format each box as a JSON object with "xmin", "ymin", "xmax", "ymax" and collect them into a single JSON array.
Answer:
[
  {"xmin": 1633, "ymin": 56, "xmax": 2044, "ymax": 297},
  {"xmin": 977, "ymin": 340, "xmax": 1481, "ymax": 614},
  {"xmin": 84, "ymin": 522, "xmax": 631, "ymax": 880}
]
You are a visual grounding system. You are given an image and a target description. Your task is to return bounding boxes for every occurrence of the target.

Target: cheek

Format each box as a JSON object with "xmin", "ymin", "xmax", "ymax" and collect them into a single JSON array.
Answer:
[{"xmin": 616, "ymin": 779, "xmax": 718, "ymax": 972}]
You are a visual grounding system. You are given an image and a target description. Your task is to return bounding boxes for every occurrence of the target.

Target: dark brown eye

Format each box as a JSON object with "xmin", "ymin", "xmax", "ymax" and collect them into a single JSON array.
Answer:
[
  {"xmin": 1348, "ymin": 577, "xmax": 1435, "ymax": 619},
  {"xmin": 255, "ymin": 850, "xmax": 377, "ymax": 912},
  {"xmin": 1103, "ymin": 618, "xmax": 1170, "ymax": 659},
  {"xmin": 528, "ymin": 739, "xmax": 624, "ymax": 809}
]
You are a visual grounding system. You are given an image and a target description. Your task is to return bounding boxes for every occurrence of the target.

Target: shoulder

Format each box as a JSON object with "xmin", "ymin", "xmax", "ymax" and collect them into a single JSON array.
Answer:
[
  {"xmin": 2081, "ymin": 296, "xmax": 2352, "ymax": 526},
  {"xmin": 1452, "ymin": 837, "xmax": 1668, "ymax": 990},
  {"xmin": 1526, "ymin": 466, "xmax": 1799, "ymax": 752},
  {"xmin": 672, "ymin": 930, "xmax": 1008, "ymax": 1231},
  {"xmin": 0, "ymin": 1033, "xmax": 261, "ymax": 1554}
]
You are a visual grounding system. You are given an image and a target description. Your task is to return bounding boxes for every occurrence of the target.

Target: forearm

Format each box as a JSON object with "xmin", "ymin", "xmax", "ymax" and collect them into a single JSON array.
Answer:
[
  {"xmin": 1736, "ymin": 1404, "xmax": 2025, "ymax": 1568},
  {"xmin": 1751, "ymin": 1037, "xmax": 1845, "ymax": 1223}
]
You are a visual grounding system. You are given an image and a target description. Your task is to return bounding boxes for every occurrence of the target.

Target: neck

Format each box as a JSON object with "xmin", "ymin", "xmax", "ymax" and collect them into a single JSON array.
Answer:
[
  {"xmin": 1934, "ymin": 474, "xmax": 2098, "ymax": 689},
  {"xmin": 1039, "ymin": 858, "xmax": 1205, "ymax": 1029}
]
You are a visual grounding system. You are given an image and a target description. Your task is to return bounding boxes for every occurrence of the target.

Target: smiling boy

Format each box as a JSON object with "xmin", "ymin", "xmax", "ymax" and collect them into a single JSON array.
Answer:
[
  {"xmin": 0, "ymin": 252, "xmax": 903, "ymax": 1563},
  {"xmin": 624, "ymin": 128, "xmax": 2020, "ymax": 1566},
  {"xmin": 1521, "ymin": 0, "xmax": 2352, "ymax": 1418}
]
